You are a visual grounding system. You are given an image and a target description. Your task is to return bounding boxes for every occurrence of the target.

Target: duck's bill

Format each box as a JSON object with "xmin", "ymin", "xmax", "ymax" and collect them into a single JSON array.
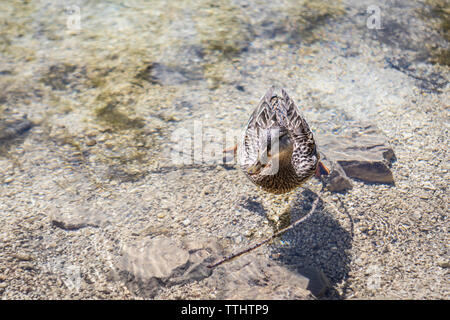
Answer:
[
  {"xmin": 315, "ymin": 161, "xmax": 330, "ymax": 178},
  {"xmin": 247, "ymin": 161, "xmax": 263, "ymax": 175}
]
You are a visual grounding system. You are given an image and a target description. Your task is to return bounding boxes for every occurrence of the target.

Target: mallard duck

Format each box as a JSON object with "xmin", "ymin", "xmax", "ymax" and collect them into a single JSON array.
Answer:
[{"xmin": 238, "ymin": 86, "xmax": 328, "ymax": 194}]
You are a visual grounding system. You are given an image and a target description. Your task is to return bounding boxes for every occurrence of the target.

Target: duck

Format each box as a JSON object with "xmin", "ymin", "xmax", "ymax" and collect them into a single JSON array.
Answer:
[{"xmin": 238, "ymin": 86, "xmax": 329, "ymax": 194}]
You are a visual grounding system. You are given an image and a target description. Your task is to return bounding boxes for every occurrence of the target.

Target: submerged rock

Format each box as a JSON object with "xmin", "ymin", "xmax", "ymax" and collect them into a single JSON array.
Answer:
[
  {"xmin": 117, "ymin": 236, "xmax": 324, "ymax": 299},
  {"xmin": 297, "ymin": 267, "xmax": 331, "ymax": 297},
  {"xmin": 50, "ymin": 205, "xmax": 103, "ymax": 231},
  {"xmin": 117, "ymin": 236, "xmax": 220, "ymax": 297},
  {"xmin": 0, "ymin": 117, "xmax": 33, "ymax": 142},
  {"xmin": 136, "ymin": 62, "xmax": 203, "ymax": 86},
  {"xmin": 318, "ymin": 122, "xmax": 396, "ymax": 187},
  {"xmin": 320, "ymin": 155, "xmax": 353, "ymax": 192},
  {"xmin": 213, "ymin": 252, "xmax": 313, "ymax": 299},
  {"xmin": 40, "ymin": 63, "xmax": 80, "ymax": 91}
]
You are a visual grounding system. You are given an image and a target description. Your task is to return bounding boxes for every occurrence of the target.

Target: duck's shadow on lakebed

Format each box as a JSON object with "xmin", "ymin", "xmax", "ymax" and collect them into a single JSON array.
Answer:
[{"xmin": 242, "ymin": 188, "xmax": 352, "ymax": 298}]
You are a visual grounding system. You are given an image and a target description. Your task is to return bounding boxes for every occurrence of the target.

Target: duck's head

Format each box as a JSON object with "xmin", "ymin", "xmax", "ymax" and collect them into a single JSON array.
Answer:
[{"xmin": 247, "ymin": 128, "xmax": 292, "ymax": 176}]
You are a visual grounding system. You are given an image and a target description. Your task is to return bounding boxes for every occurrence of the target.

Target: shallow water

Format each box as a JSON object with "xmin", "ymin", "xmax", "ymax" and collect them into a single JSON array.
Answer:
[{"xmin": 0, "ymin": 0, "xmax": 448, "ymax": 299}]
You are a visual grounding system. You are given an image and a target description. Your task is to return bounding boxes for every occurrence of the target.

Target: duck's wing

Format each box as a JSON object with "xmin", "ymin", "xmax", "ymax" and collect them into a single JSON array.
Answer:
[
  {"xmin": 239, "ymin": 86, "xmax": 279, "ymax": 168},
  {"xmin": 278, "ymin": 89, "xmax": 315, "ymax": 150},
  {"xmin": 279, "ymin": 89, "xmax": 318, "ymax": 176}
]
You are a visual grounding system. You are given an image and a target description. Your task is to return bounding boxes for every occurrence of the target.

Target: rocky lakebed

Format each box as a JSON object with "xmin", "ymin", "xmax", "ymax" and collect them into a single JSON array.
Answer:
[{"xmin": 0, "ymin": 0, "xmax": 448, "ymax": 299}]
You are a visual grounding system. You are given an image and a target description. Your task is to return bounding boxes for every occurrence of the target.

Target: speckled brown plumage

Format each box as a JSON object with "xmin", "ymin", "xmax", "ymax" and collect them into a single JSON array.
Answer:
[{"xmin": 239, "ymin": 86, "xmax": 319, "ymax": 194}]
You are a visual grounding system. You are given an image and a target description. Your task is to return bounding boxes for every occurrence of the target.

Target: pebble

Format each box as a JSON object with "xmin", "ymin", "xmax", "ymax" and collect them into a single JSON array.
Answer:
[
  {"xmin": 243, "ymin": 230, "xmax": 253, "ymax": 237},
  {"xmin": 85, "ymin": 139, "xmax": 97, "ymax": 146},
  {"xmin": 411, "ymin": 212, "xmax": 422, "ymax": 220},
  {"xmin": 47, "ymin": 242, "xmax": 58, "ymax": 249},
  {"xmin": 437, "ymin": 260, "xmax": 449, "ymax": 268},
  {"xmin": 4, "ymin": 177, "xmax": 13, "ymax": 184},
  {"xmin": 18, "ymin": 262, "xmax": 35, "ymax": 271},
  {"xmin": 202, "ymin": 186, "xmax": 213, "ymax": 195},
  {"xmin": 85, "ymin": 129, "xmax": 100, "ymax": 138},
  {"xmin": 181, "ymin": 218, "xmax": 190, "ymax": 226},
  {"xmin": 422, "ymin": 182, "xmax": 436, "ymax": 190},
  {"xmin": 97, "ymin": 134, "xmax": 108, "ymax": 142},
  {"xmin": 13, "ymin": 253, "xmax": 33, "ymax": 261}
]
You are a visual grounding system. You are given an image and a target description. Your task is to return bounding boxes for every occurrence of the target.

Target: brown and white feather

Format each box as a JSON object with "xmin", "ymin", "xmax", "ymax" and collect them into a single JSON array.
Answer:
[{"xmin": 239, "ymin": 86, "xmax": 319, "ymax": 194}]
